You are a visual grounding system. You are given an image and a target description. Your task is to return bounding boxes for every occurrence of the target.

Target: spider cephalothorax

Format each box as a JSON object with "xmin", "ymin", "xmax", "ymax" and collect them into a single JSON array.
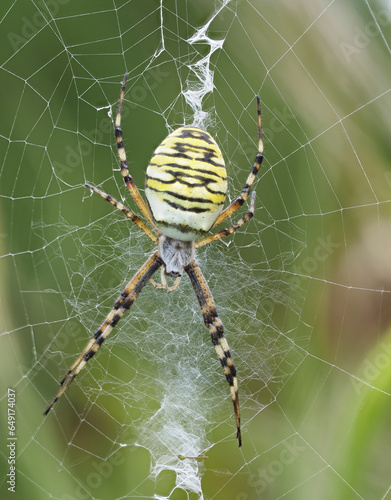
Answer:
[
  {"xmin": 158, "ymin": 237, "xmax": 195, "ymax": 277},
  {"xmin": 44, "ymin": 73, "xmax": 264, "ymax": 448}
]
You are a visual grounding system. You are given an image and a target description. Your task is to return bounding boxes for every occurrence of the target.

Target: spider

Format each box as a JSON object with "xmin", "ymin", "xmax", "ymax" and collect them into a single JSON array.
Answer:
[{"xmin": 44, "ymin": 74, "xmax": 263, "ymax": 447}]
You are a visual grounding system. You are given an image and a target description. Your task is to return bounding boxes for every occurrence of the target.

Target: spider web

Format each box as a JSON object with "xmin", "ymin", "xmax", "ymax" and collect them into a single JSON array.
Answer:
[{"xmin": 1, "ymin": 0, "xmax": 391, "ymax": 498}]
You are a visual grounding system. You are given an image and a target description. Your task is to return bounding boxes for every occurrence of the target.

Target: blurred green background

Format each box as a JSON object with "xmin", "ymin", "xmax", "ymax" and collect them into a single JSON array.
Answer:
[{"xmin": 1, "ymin": 0, "xmax": 391, "ymax": 499}]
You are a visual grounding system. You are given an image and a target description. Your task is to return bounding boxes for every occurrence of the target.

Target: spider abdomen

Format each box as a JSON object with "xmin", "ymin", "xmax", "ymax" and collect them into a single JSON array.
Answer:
[{"xmin": 145, "ymin": 126, "xmax": 227, "ymax": 241}]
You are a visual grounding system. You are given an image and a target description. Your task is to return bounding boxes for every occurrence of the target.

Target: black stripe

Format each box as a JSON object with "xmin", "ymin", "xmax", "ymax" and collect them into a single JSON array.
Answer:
[
  {"xmin": 147, "ymin": 185, "xmax": 218, "ymax": 205},
  {"xmin": 84, "ymin": 348, "xmax": 98, "ymax": 361},
  {"xmin": 148, "ymin": 161, "xmax": 224, "ymax": 181},
  {"xmin": 122, "ymin": 173, "xmax": 133, "ymax": 183},
  {"xmin": 175, "ymin": 141, "xmax": 217, "ymax": 155},
  {"xmin": 252, "ymin": 156, "xmax": 262, "ymax": 173},
  {"xmin": 153, "ymin": 150, "xmax": 223, "ymax": 168},
  {"xmin": 176, "ymin": 128, "xmax": 214, "ymax": 144},
  {"xmin": 161, "ymin": 198, "xmax": 211, "ymax": 213},
  {"xmin": 145, "ymin": 172, "xmax": 226, "ymax": 195},
  {"xmin": 110, "ymin": 313, "xmax": 121, "ymax": 327},
  {"xmin": 153, "ymin": 218, "xmax": 208, "ymax": 235},
  {"xmin": 94, "ymin": 329, "xmax": 102, "ymax": 339}
]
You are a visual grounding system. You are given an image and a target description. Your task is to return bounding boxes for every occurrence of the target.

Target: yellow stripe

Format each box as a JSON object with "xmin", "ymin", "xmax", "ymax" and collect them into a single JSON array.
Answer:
[{"xmin": 146, "ymin": 178, "xmax": 226, "ymax": 204}]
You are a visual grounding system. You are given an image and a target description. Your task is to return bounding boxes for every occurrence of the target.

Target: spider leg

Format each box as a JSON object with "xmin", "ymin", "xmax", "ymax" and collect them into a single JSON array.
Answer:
[
  {"xmin": 212, "ymin": 95, "xmax": 263, "ymax": 228},
  {"xmin": 185, "ymin": 260, "xmax": 242, "ymax": 447},
  {"xmin": 44, "ymin": 251, "xmax": 163, "ymax": 415},
  {"xmin": 85, "ymin": 183, "xmax": 159, "ymax": 243},
  {"xmin": 150, "ymin": 267, "xmax": 181, "ymax": 292},
  {"xmin": 115, "ymin": 74, "xmax": 158, "ymax": 232},
  {"xmin": 195, "ymin": 191, "xmax": 256, "ymax": 248}
]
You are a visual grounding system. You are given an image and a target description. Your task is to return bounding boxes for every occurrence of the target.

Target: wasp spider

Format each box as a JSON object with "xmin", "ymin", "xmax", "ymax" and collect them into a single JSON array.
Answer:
[{"xmin": 44, "ymin": 74, "xmax": 263, "ymax": 447}]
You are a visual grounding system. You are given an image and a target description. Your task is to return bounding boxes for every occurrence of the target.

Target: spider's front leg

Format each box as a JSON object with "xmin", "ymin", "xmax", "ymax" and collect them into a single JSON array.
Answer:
[
  {"xmin": 150, "ymin": 266, "xmax": 181, "ymax": 292},
  {"xmin": 115, "ymin": 73, "xmax": 158, "ymax": 232},
  {"xmin": 212, "ymin": 95, "xmax": 263, "ymax": 229},
  {"xmin": 185, "ymin": 260, "xmax": 242, "ymax": 447}
]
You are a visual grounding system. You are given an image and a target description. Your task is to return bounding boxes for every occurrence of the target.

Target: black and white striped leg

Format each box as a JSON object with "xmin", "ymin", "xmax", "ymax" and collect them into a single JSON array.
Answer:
[
  {"xmin": 85, "ymin": 183, "xmax": 158, "ymax": 243},
  {"xmin": 114, "ymin": 74, "xmax": 158, "ymax": 231},
  {"xmin": 212, "ymin": 95, "xmax": 263, "ymax": 228},
  {"xmin": 195, "ymin": 191, "xmax": 256, "ymax": 249},
  {"xmin": 44, "ymin": 251, "xmax": 163, "ymax": 415},
  {"xmin": 185, "ymin": 260, "xmax": 242, "ymax": 447}
]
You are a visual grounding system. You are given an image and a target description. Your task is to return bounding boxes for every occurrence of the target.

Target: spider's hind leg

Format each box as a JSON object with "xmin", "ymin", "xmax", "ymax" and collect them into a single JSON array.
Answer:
[
  {"xmin": 185, "ymin": 260, "xmax": 242, "ymax": 447},
  {"xmin": 44, "ymin": 251, "xmax": 163, "ymax": 415}
]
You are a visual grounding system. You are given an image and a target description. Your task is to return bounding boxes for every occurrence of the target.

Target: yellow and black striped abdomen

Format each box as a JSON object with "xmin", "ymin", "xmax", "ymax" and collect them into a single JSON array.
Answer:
[{"xmin": 145, "ymin": 126, "xmax": 227, "ymax": 241}]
